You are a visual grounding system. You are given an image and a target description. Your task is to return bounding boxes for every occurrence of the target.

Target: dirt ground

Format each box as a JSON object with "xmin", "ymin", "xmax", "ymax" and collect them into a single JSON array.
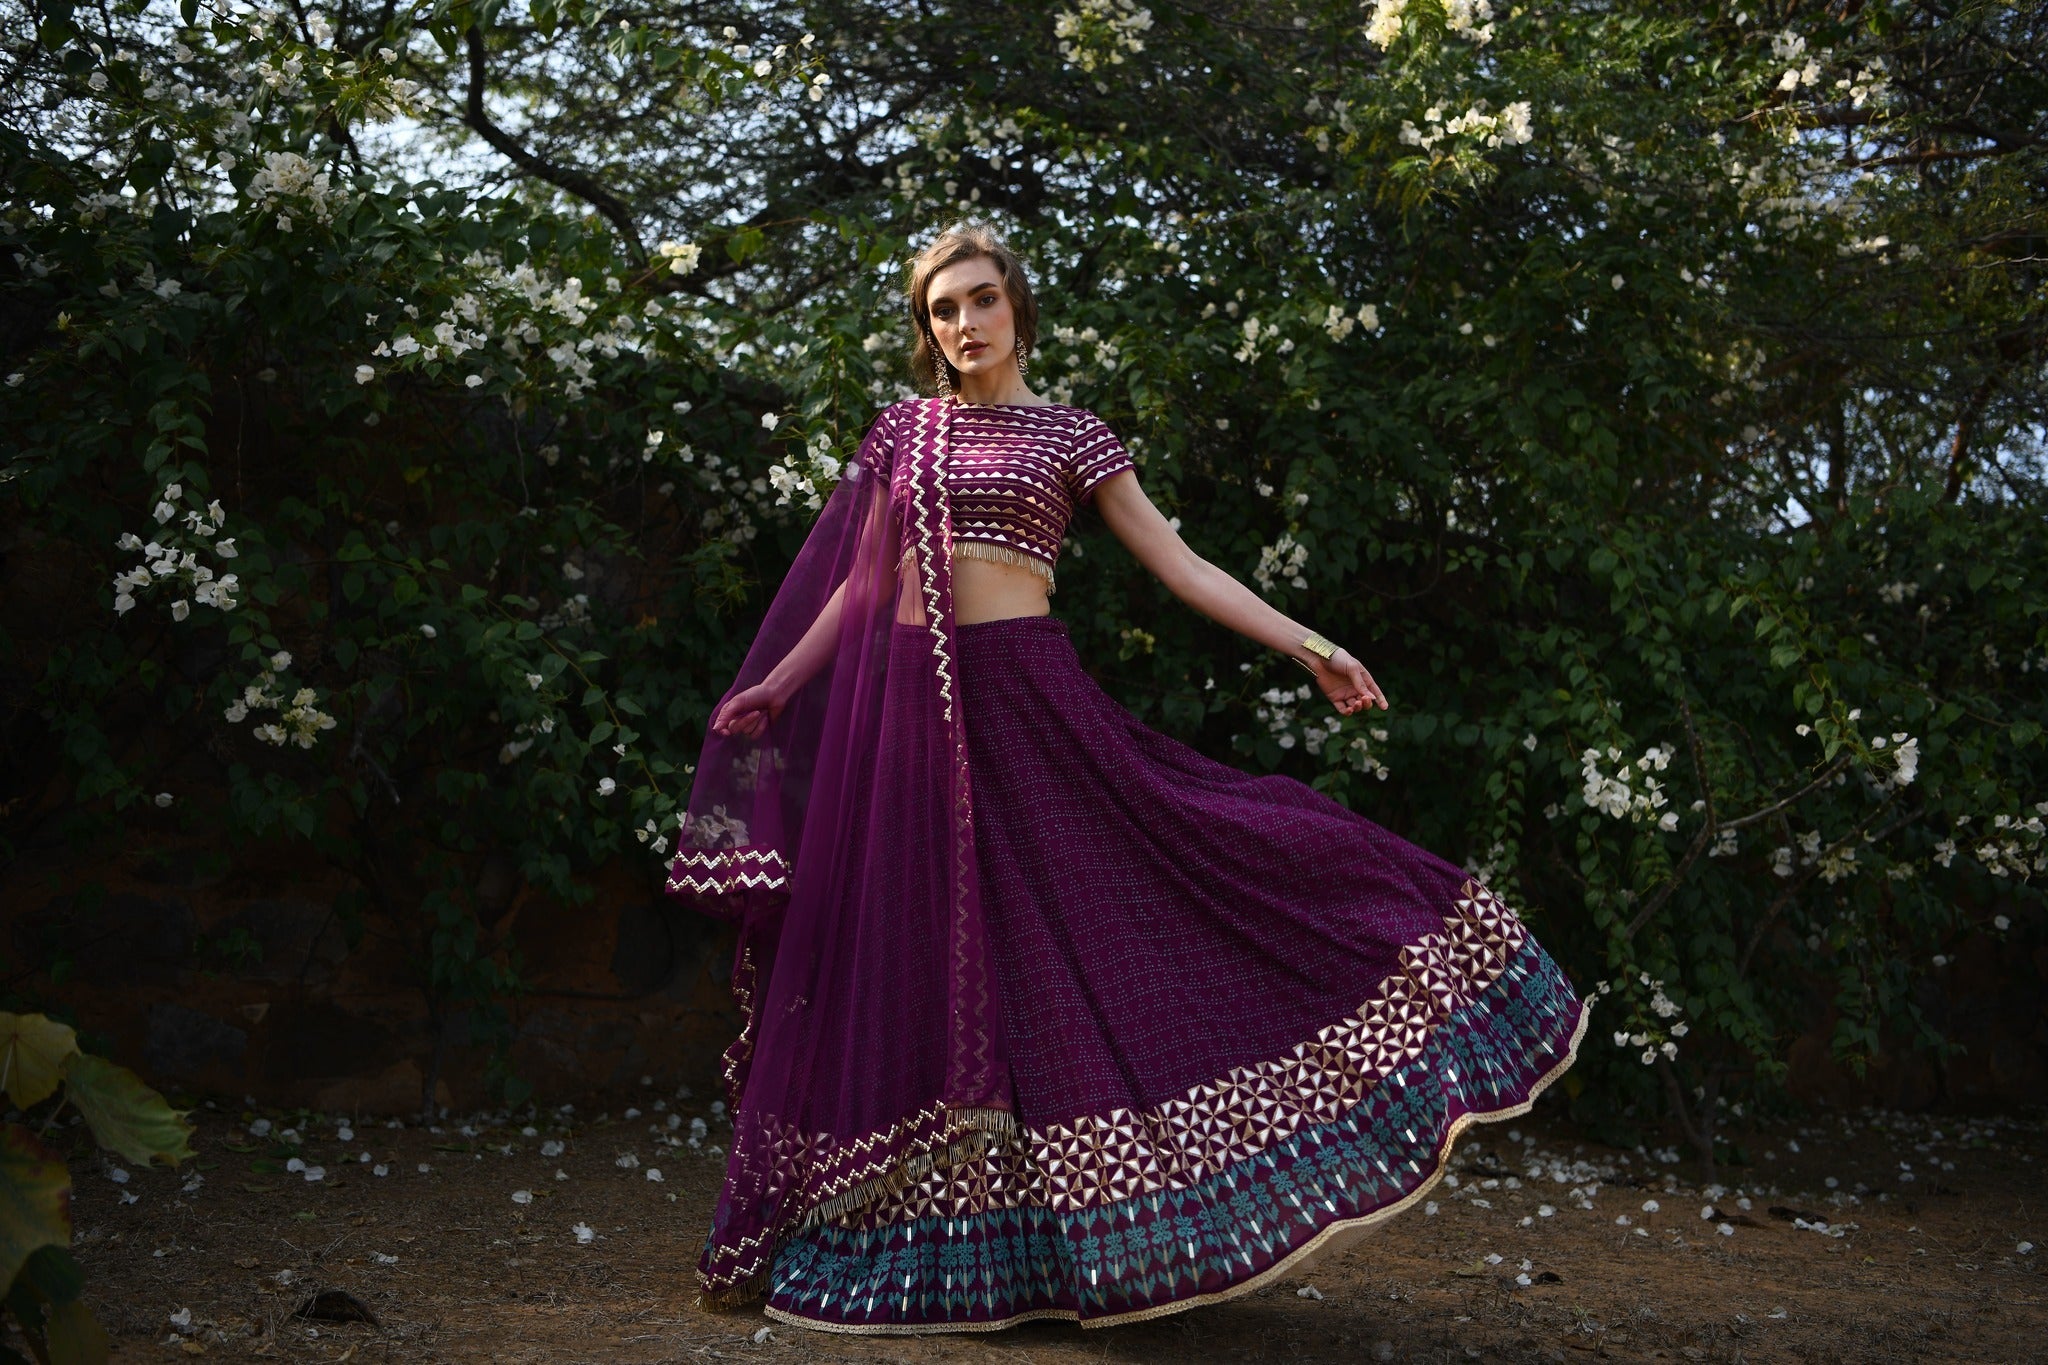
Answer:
[{"xmin": 34, "ymin": 1079, "xmax": 2047, "ymax": 1364}]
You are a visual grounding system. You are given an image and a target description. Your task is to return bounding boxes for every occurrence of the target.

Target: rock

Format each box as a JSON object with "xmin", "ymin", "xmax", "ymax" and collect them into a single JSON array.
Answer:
[
  {"xmin": 20, "ymin": 893, "xmax": 195, "ymax": 987},
  {"xmin": 216, "ymin": 897, "xmax": 349, "ymax": 986},
  {"xmin": 292, "ymin": 1289, "xmax": 380, "ymax": 1326},
  {"xmin": 259, "ymin": 1002, "xmax": 400, "ymax": 1084},
  {"xmin": 312, "ymin": 1059, "xmax": 429, "ymax": 1115},
  {"xmin": 473, "ymin": 853, "xmax": 522, "ymax": 928},
  {"xmin": 610, "ymin": 901, "xmax": 678, "ymax": 994},
  {"xmin": 143, "ymin": 1002, "xmax": 248, "ymax": 1081},
  {"xmin": 1988, "ymin": 1036, "xmax": 2046, "ymax": 1102}
]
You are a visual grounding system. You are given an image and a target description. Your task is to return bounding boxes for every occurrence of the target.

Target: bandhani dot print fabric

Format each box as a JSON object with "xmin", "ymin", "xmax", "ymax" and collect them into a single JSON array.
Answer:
[{"xmin": 745, "ymin": 615, "xmax": 1588, "ymax": 1334}]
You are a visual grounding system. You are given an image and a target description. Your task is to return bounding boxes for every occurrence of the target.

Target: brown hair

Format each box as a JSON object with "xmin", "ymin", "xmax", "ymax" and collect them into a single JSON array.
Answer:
[{"xmin": 905, "ymin": 221, "xmax": 1040, "ymax": 394}]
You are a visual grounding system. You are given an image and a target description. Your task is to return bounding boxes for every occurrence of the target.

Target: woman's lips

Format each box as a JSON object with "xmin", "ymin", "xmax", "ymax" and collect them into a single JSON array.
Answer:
[{"xmin": 962, "ymin": 341, "xmax": 987, "ymax": 357}]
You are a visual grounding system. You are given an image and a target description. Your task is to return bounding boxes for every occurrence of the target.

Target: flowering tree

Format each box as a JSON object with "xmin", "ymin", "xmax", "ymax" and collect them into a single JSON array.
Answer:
[{"xmin": 2, "ymin": 0, "xmax": 2042, "ymax": 1164}]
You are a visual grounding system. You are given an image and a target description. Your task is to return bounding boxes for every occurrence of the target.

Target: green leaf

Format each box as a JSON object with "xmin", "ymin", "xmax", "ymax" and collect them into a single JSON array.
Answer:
[
  {"xmin": 58, "ymin": 1055, "xmax": 197, "ymax": 1168},
  {"xmin": 44, "ymin": 1296, "xmax": 110, "ymax": 1365},
  {"xmin": 18, "ymin": 1243, "xmax": 83, "ymax": 1306},
  {"xmin": 0, "ymin": 1124, "xmax": 72, "ymax": 1295},
  {"xmin": 0, "ymin": 1014, "xmax": 79, "ymax": 1110},
  {"xmin": 725, "ymin": 226, "xmax": 766, "ymax": 262}
]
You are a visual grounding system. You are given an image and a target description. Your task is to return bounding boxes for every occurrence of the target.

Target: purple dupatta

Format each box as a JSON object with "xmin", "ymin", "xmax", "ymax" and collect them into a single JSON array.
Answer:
[{"xmin": 665, "ymin": 395, "xmax": 1013, "ymax": 1306}]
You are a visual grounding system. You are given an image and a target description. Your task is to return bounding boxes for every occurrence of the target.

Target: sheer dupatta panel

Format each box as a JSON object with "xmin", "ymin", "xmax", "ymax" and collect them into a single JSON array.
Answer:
[{"xmin": 665, "ymin": 397, "xmax": 1014, "ymax": 1306}]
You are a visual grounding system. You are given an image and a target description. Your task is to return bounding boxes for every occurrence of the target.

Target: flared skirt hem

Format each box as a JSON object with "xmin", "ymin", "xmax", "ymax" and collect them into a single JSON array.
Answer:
[{"xmin": 755, "ymin": 1000, "xmax": 1589, "ymax": 1335}]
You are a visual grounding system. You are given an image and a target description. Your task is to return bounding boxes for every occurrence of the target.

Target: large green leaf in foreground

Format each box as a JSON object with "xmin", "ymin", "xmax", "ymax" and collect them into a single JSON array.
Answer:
[
  {"xmin": 0, "ymin": 1124, "xmax": 71, "ymax": 1295},
  {"xmin": 0, "ymin": 1014, "xmax": 79, "ymax": 1112},
  {"xmin": 59, "ymin": 1056, "xmax": 195, "ymax": 1169}
]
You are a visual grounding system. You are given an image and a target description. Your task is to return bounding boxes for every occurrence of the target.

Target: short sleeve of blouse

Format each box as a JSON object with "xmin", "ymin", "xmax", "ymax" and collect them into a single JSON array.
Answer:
[
  {"xmin": 853, "ymin": 402, "xmax": 900, "ymax": 482},
  {"xmin": 1068, "ymin": 410, "xmax": 1136, "ymax": 505}
]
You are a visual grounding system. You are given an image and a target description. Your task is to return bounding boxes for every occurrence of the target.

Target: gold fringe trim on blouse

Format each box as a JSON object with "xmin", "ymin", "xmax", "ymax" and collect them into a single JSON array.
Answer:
[
  {"xmin": 903, "ymin": 538, "xmax": 1059, "ymax": 593},
  {"xmin": 951, "ymin": 538, "xmax": 1056, "ymax": 586}
]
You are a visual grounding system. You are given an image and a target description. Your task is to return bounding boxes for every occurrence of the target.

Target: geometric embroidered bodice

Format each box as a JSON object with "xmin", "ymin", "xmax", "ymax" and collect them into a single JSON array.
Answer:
[{"xmin": 890, "ymin": 401, "xmax": 1136, "ymax": 596}]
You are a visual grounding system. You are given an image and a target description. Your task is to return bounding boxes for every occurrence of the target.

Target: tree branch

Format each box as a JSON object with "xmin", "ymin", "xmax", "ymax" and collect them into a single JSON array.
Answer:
[{"xmin": 463, "ymin": 25, "xmax": 645, "ymax": 263}]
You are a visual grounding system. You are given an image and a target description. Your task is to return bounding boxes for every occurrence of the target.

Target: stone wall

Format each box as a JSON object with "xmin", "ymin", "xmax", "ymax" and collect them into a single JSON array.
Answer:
[
  {"xmin": 1783, "ymin": 930, "xmax": 2048, "ymax": 1112},
  {"xmin": 8, "ymin": 831, "xmax": 739, "ymax": 1116}
]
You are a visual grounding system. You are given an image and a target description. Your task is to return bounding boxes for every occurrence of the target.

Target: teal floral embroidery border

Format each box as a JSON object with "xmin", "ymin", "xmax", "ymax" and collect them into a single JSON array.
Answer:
[{"xmin": 756, "ymin": 934, "xmax": 1586, "ymax": 1334}]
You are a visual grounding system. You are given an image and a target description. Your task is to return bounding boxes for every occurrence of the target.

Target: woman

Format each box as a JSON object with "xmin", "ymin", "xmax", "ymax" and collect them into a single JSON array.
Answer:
[{"xmin": 666, "ymin": 222, "xmax": 1587, "ymax": 1335}]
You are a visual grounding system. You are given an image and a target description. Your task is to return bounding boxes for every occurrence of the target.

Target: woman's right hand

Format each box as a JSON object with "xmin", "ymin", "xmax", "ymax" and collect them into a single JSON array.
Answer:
[{"xmin": 711, "ymin": 681, "xmax": 786, "ymax": 739}]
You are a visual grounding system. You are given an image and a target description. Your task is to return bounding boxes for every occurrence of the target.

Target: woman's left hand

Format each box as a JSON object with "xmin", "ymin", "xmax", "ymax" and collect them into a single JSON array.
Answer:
[{"xmin": 1317, "ymin": 648, "xmax": 1388, "ymax": 715}]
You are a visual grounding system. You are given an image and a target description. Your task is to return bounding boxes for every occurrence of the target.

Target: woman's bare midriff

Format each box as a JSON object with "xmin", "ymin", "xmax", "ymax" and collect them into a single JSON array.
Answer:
[{"xmin": 895, "ymin": 553, "xmax": 1053, "ymax": 626}]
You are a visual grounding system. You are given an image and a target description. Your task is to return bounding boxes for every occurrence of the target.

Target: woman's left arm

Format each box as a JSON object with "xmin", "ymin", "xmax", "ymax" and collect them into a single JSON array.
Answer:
[{"xmin": 1090, "ymin": 471, "xmax": 1388, "ymax": 715}]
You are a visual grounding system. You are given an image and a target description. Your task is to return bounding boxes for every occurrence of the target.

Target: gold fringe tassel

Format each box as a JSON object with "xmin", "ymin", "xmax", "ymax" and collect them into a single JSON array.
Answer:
[
  {"xmin": 948, "ymin": 539, "xmax": 1058, "ymax": 591},
  {"xmin": 693, "ymin": 1265, "xmax": 773, "ymax": 1312}
]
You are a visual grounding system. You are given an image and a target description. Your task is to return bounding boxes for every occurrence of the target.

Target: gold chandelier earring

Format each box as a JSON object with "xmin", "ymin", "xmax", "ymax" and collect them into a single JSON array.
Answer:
[{"xmin": 1016, "ymin": 340, "xmax": 1031, "ymax": 375}]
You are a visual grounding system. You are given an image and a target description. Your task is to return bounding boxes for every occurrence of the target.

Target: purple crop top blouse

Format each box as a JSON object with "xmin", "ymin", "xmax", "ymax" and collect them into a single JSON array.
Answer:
[{"xmin": 866, "ymin": 400, "xmax": 1137, "ymax": 595}]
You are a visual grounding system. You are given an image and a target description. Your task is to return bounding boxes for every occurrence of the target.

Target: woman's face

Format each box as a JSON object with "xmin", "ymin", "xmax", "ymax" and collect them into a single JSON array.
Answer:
[{"xmin": 924, "ymin": 255, "xmax": 1018, "ymax": 381}]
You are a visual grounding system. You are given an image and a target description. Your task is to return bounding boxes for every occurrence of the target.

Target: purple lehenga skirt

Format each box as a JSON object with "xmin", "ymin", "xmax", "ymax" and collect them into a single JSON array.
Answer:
[{"xmin": 757, "ymin": 614, "xmax": 1588, "ymax": 1333}]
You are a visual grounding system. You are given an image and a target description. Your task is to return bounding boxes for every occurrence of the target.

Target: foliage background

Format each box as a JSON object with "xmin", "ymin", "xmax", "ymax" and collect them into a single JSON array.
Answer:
[{"xmin": 2, "ymin": 0, "xmax": 2043, "ymax": 1160}]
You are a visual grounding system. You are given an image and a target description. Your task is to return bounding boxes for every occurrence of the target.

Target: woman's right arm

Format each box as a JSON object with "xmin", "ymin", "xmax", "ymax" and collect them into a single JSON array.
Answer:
[
  {"xmin": 711, "ymin": 578, "xmax": 848, "ymax": 739},
  {"xmin": 713, "ymin": 418, "xmax": 897, "ymax": 739}
]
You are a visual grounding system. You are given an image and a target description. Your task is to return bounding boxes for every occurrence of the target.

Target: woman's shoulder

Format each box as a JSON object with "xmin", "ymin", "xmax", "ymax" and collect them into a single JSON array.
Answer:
[
  {"xmin": 874, "ymin": 394, "xmax": 921, "ymax": 426},
  {"xmin": 1062, "ymin": 405, "xmax": 1124, "ymax": 441}
]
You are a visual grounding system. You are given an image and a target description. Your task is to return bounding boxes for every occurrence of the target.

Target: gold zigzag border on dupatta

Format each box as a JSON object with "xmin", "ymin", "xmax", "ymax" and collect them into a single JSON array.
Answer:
[{"xmin": 665, "ymin": 845, "xmax": 790, "ymax": 897}]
